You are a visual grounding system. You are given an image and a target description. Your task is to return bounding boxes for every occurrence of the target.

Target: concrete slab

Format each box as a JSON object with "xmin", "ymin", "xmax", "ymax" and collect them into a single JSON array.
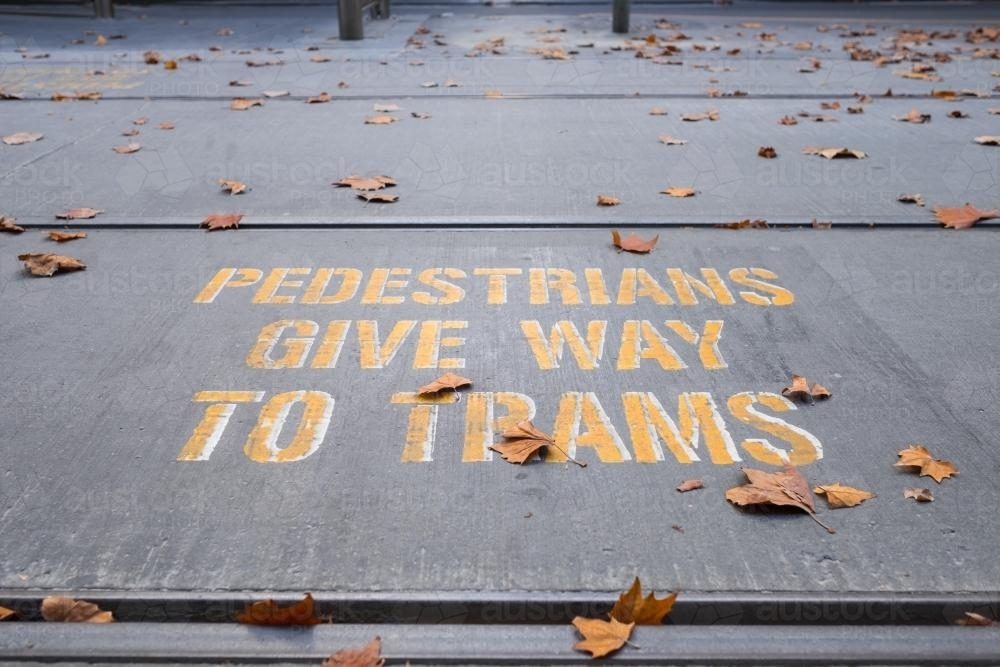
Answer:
[{"xmin": 0, "ymin": 228, "xmax": 997, "ymax": 598}]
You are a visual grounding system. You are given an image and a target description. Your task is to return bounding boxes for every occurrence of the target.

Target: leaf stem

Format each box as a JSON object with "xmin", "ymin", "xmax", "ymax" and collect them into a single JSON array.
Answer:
[
  {"xmin": 550, "ymin": 443, "xmax": 587, "ymax": 468},
  {"xmin": 809, "ymin": 512, "xmax": 836, "ymax": 534},
  {"xmin": 624, "ymin": 638, "xmax": 641, "ymax": 649}
]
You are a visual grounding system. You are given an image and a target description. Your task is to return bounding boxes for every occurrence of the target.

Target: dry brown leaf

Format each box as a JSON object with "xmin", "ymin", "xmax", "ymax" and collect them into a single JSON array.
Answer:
[
  {"xmin": 894, "ymin": 68, "xmax": 941, "ymax": 82},
  {"xmin": 202, "ymin": 213, "xmax": 243, "ymax": 231},
  {"xmin": 489, "ymin": 420, "xmax": 584, "ymax": 466},
  {"xmin": 365, "ymin": 115, "xmax": 398, "ymax": 125},
  {"xmin": 229, "ymin": 79, "xmax": 253, "ymax": 87},
  {"xmin": 957, "ymin": 612, "xmax": 1000, "ymax": 627},
  {"xmin": 649, "ymin": 106, "xmax": 668, "ymax": 115},
  {"xmin": 974, "ymin": 135, "xmax": 1000, "ymax": 145},
  {"xmin": 357, "ymin": 192, "xmax": 398, "ymax": 203},
  {"xmin": 541, "ymin": 48, "xmax": 571, "ymax": 60},
  {"xmin": 726, "ymin": 465, "xmax": 835, "ymax": 533},
  {"xmin": 715, "ymin": 219, "xmax": 768, "ymax": 230},
  {"xmin": 236, "ymin": 593, "xmax": 322, "ymax": 626},
  {"xmin": 810, "ymin": 382, "xmax": 831, "ymax": 400},
  {"xmin": 418, "ymin": 372, "xmax": 472, "ymax": 395},
  {"xmin": 847, "ymin": 105, "xmax": 864, "ymax": 114},
  {"xmin": 0, "ymin": 606, "xmax": 16, "ymax": 622},
  {"xmin": 484, "ymin": 90, "xmax": 503, "ymax": 98},
  {"xmin": 658, "ymin": 134, "xmax": 687, "ymax": 145},
  {"xmin": 813, "ymin": 483, "xmax": 875, "ymax": 509},
  {"xmin": 51, "ymin": 91, "xmax": 101, "ymax": 102},
  {"xmin": 3, "ymin": 132, "xmax": 43, "ymax": 145},
  {"xmin": 112, "ymin": 142, "xmax": 141, "ymax": 154},
  {"xmin": 47, "ymin": 231, "xmax": 87, "ymax": 242},
  {"xmin": 411, "ymin": 111, "xmax": 432, "ymax": 119},
  {"xmin": 896, "ymin": 445, "xmax": 958, "ymax": 483},
  {"xmin": 41, "ymin": 597, "xmax": 113, "ymax": 623},
  {"xmin": 676, "ymin": 479, "xmax": 704, "ymax": 492},
  {"xmin": 143, "ymin": 50, "xmax": 160, "ymax": 64},
  {"xmin": 310, "ymin": 54, "xmax": 332, "ymax": 63},
  {"xmin": 681, "ymin": 109, "xmax": 719, "ymax": 121},
  {"xmin": 572, "ymin": 617, "xmax": 635, "ymax": 659},
  {"xmin": 662, "ymin": 186, "xmax": 696, "ymax": 197},
  {"xmin": 56, "ymin": 207, "xmax": 102, "ymax": 220},
  {"xmin": 1, "ymin": 216, "xmax": 25, "ymax": 234},
  {"xmin": 893, "ymin": 109, "xmax": 931, "ymax": 124},
  {"xmin": 218, "ymin": 178, "xmax": 247, "ymax": 195},
  {"xmin": 811, "ymin": 219, "xmax": 832, "ymax": 229},
  {"xmin": 374, "ymin": 103, "xmax": 401, "ymax": 112},
  {"xmin": 164, "ymin": 60, "xmax": 178, "ymax": 70},
  {"xmin": 989, "ymin": 108, "xmax": 1000, "ymax": 115},
  {"xmin": 781, "ymin": 374, "xmax": 811, "ymax": 401},
  {"xmin": 898, "ymin": 193, "xmax": 925, "ymax": 206},
  {"xmin": 758, "ymin": 146, "xmax": 778, "ymax": 158},
  {"xmin": 820, "ymin": 101, "xmax": 840, "ymax": 110},
  {"xmin": 597, "ymin": 194, "xmax": 620, "ymax": 206},
  {"xmin": 246, "ymin": 59, "xmax": 283, "ymax": 67},
  {"xmin": 231, "ymin": 98, "xmax": 263, "ymax": 110},
  {"xmin": 802, "ymin": 146, "xmax": 867, "ymax": 159},
  {"xmin": 778, "ymin": 115, "xmax": 798, "ymax": 125},
  {"xmin": 933, "ymin": 204, "xmax": 999, "ymax": 229},
  {"xmin": 611, "ymin": 230, "xmax": 658, "ymax": 254},
  {"xmin": 133, "ymin": 117, "xmax": 147, "ymax": 126},
  {"xmin": 308, "ymin": 92, "xmax": 331, "ymax": 104},
  {"xmin": 948, "ymin": 110, "xmax": 970, "ymax": 119},
  {"xmin": 322, "ymin": 636, "xmax": 384, "ymax": 667},
  {"xmin": 159, "ymin": 121, "xmax": 175, "ymax": 130},
  {"xmin": 334, "ymin": 175, "xmax": 396, "ymax": 191},
  {"xmin": 610, "ymin": 577, "xmax": 677, "ymax": 625},
  {"xmin": 904, "ymin": 487, "xmax": 934, "ymax": 502}
]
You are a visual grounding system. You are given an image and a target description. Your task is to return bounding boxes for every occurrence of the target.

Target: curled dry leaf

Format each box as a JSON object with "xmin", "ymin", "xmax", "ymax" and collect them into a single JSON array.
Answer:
[
  {"xmin": 596, "ymin": 194, "xmax": 620, "ymax": 206},
  {"xmin": 572, "ymin": 617, "xmax": 635, "ymax": 659},
  {"xmin": 202, "ymin": 213, "xmax": 243, "ymax": 231},
  {"xmin": 47, "ymin": 231, "xmax": 87, "ymax": 242},
  {"xmin": 957, "ymin": 612, "xmax": 1000, "ymax": 627},
  {"xmin": 662, "ymin": 186, "xmax": 696, "ymax": 197},
  {"xmin": 811, "ymin": 218, "xmax": 832, "ymax": 229},
  {"xmin": 112, "ymin": 142, "xmax": 141, "ymax": 154},
  {"xmin": 246, "ymin": 59, "xmax": 283, "ymax": 68},
  {"xmin": 610, "ymin": 577, "xmax": 677, "ymax": 625},
  {"xmin": 262, "ymin": 90, "xmax": 290, "ymax": 98},
  {"xmin": 229, "ymin": 80, "xmax": 252, "ymax": 87},
  {"xmin": 56, "ymin": 207, "xmax": 102, "ymax": 220},
  {"xmin": 658, "ymin": 134, "xmax": 687, "ymax": 145},
  {"xmin": 420, "ymin": 81, "xmax": 439, "ymax": 88},
  {"xmin": 308, "ymin": 92, "xmax": 331, "ymax": 104},
  {"xmin": 322, "ymin": 636, "xmax": 384, "ymax": 667},
  {"xmin": 680, "ymin": 109, "xmax": 719, "ymax": 121},
  {"xmin": 231, "ymin": 98, "xmax": 263, "ymax": 110},
  {"xmin": 802, "ymin": 146, "xmax": 867, "ymax": 159},
  {"xmin": 948, "ymin": 110, "xmax": 970, "ymax": 119},
  {"xmin": 0, "ymin": 606, "xmax": 16, "ymax": 622},
  {"xmin": 933, "ymin": 204, "xmax": 998, "ymax": 229},
  {"xmin": 41, "ymin": 597, "xmax": 113, "ymax": 623},
  {"xmin": 611, "ymin": 230, "xmax": 658, "ymax": 254},
  {"xmin": 122, "ymin": 128, "xmax": 139, "ymax": 136},
  {"xmin": 974, "ymin": 135, "xmax": 1000, "ymax": 145},
  {"xmin": 715, "ymin": 219, "xmax": 768, "ymax": 229},
  {"xmin": 1, "ymin": 216, "xmax": 25, "ymax": 234},
  {"xmin": 365, "ymin": 115, "xmax": 397, "ymax": 124},
  {"xmin": 357, "ymin": 192, "xmax": 398, "ymax": 203},
  {"xmin": 757, "ymin": 146, "xmax": 778, "ymax": 158},
  {"xmin": 164, "ymin": 60, "xmax": 178, "ymax": 70},
  {"xmin": 51, "ymin": 91, "xmax": 101, "ymax": 101},
  {"xmin": 810, "ymin": 382, "xmax": 831, "ymax": 399},
  {"xmin": 904, "ymin": 487, "xmax": 934, "ymax": 502},
  {"xmin": 781, "ymin": 375, "xmax": 831, "ymax": 401},
  {"xmin": 158, "ymin": 121, "xmax": 174, "ymax": 130},
  {"xmin": 310, "ymin": 54, "xmax": 331, "ymax": 63},
  {"xmin": 489, "ymin": 420, "xmax": 585, "ymax": 466},
  {"xmin": 411, "ymin": 111, "xmax": 432, "ymax": 119},
  {"xmin": 898, "ymin": 193, "xmax": 925, "ymax": 206},
  {"xmin": 2, "ymin": 132, "xmax": 43, "ymax": 145},
  {"xmin": 726, "ymin": 465, "xmax": 835, "ymax": 534},
  {"xmin": 778, "ymin": 115, "xmax": 798, "ymax": 125},
  {"xmin": 133, "ymin": 117, "xmax": 147, "ymax": 126},
  {"xmin": 143, "ymin": 50, "xmax": 160, "ymax": 64},
  {"xmin": 418, "ymin": 372, "xmax": 472, "ymax": 395},
  {"xmin": 218, "ymin": 178, "xmax": 247, "ymax": 195},
  {"xmin": 893, "ymin": 109, "xmax": 931, "ymax": 124},
  {"xmin": 236, "ymin": 593, "xmax": 323, "ymax": 626},
  {"xmin": 648, "ymin": 106, "xmax": 668, "ymax": 115},
  {"xmin": 373, "ymin": 103, "xmax": 400, "ymax": 112},
  {"xmin": 813, "ymin": 483, "xmax": 875, "ymax": 509},
  {"xmin": 334, "ymin": 175, "xmax": 396, "ymax": 191},
  {"xmin": 896, "ymin": 444, "xmax": 957, "ymax": 483},
  {"xmin": 989, "ymin": 108, "xmax": 1000, "ymax": 115},
  {"xmin": 820, "ymin": 101, "xmax": 840, "ymax": 110},
  {"xmin": 676, "ymin": 479, "xmax": 703, "ymax": 492}
]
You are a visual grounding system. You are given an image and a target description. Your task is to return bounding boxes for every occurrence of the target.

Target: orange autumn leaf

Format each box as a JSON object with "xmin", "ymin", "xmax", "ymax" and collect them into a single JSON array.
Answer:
[
  {"xmin": 974, "ymin": 136, "xmax": 1000, "ymax": 145},
  {"xmin": 334, "ymin": 175, "xmax": 396, "ymax": 191},
  {"xmin": 726, "ymin": 465, "xmax": 835, "ymax": 534},
  {"xmin": 230, "ymin": 97, "xmax": 263, "ymax": 110},
  {"xmin": 56, "ymin": 207, "xmax": 102, "ymax": 220},
  {"xmin": 112, "ymin": 142, "xmax": 141, "ymax": 154},
  {"xmin": 610, "ymin": 577, "xmax": 677, "ymax": 625},
  {"xmin": 571, "ymin": 616, "xmax": 635, "ymax": 659},
  {"xmin": 676, "ymin": 479, "xmax": 704, "ymax": 492},
  {"xmin": 658, "ymin": 134, "xmax": 687, "ymax": 145},
  {"xmin": 904, "ymin": 487, "xmax": 934, "ymax": 502},
  {"xmin": 1, "ymin": 216, "xmax": 25, "ymax": 234},
  {"xmin": 611, "ymin": 230, "xmax": 658, "ymax": 254},
  {"xmin": 2, "ymin": 132, "xmax": 43, "ymax": 145},
  {"xmin": 813, "ymin": 483, "xmax": 875, "ymax": 509},
  {"xmin": 596, "ymin": 194, "xmax": 620, "ymax": 206},
  {"xmin": 41, "ymin": 597, "xmax": 113, "ymax": 622},
  {"xmin": 933, "ymin": 204, "xmax": 999, "ymax": 229},
  {"xmin": 18, "ymin": 253, "xmax": 86, "ymax": 277},
  {"xmin": 357, "ymin": 192, "xmax": 398, "ymax": 203},
  {"xmin": 662, "ymin": 186, "xmax": 696, "ymax": 197},
  {"xmin": 47, "ymin": 231, "xmax": 87, "ymax": 242},
  {"xmin": 418, "ymin": 372, "xmax": 472, "ymax": 395},
  {"xmin": 308, "ymin": 92, "xmax": 332, "ymax": 104},
  {"xmin": 680, "ymin": 109, "xmax": 719, "ymax": 121},
  {"xmin": 0, "ymin": 606, "xmax": 16, "ymax": 622},
  {"xmin": 893, "ymin": 109, "xmax": 931, "ymax": 124},
  {"xmin": 202, "ymin": 213, "xmax": 243, "ymax": 231},
  {"xmin": 322, "ymin": 636, "xmax": 384, "ymax": 667},
  {"xmin": 489, "ymin": 420, "xmax": 585, "ymax": 466},
  {"xmin": 218, "ymin": 178, "xmax": 247, "ymax": 195},
  {"xmin": 365, "ymin": 115, "xmax": 398, "ymax": 125},
  {"xmin": 957, "ymin": 612, "xmax": 1000, "ymax": 627},
  {"xmin": 758, "ymin": 146, "xmax": 778, "ymax": 158},
  {"xmin": 236, "ymin": 593, "xmax": 323, "ymax": 626},
  {"xmin": 896, "ymin": 445, "xmax": 958, "ymax": 483},
  {"xmin": 781, "ymin": 375, "xmax": 831, "ymax": 401}
]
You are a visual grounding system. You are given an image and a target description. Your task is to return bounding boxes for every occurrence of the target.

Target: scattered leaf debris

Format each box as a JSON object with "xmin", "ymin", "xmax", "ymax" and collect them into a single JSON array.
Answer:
[
  {"xmin": 19, "ymin": 253, "xmax": 87, "ymax": 276},
  {"xmin": 904, "ymin": 487, "xmax": 934, "ymax": 502},
  {"xmin": 322, "ymin": 636, "xmax": 384, "ymax": 667},
  {"xmin": 1, "ymin": 217, "xmax": 25, "ymax": 234},
  {"xmin": 202, "ymin": 213, "xmax": 243, "ymax": 231},
  {"xmin": 230, "ymin": 98, "xmax": 263, "ymax": 110},
  {"xmin": 680, "ymin": 109, "xmax": 719, "ymax": 121},
  {"xmin": 357, "ymin": 192, "xmax": 398, "ymax": 203},
  {"xmin": 726, "ymin": 465, "xmax": 835, "ymax": 534},
  {"xmin": 56, "ymin": 207, "xmax": 102, "ymax": 220},
  {"xmin": 778, "ymin": 115, "xmax": 798, "ymax": 125},
  {"xmin": 418, "ymin": 372, "xmax": 472, "ymax": 395},
  {"xmin": 662, "ymin": 186, "xmax": 696, "ymax": 197},
  {"xmin": 597, "ymin": 194, "xmax": 620, "ymax": 206},
  {"xmin": 893, "ymin": 109, "xmax": 931, "ymax": 124},
  {"xmin": 898, "ymin": 193, "xmax": 925, "ymax": 206},
  {"xmin": 781, "ymin": 375, "xmax": 831, "ymax": 401},
  {"xmin": 308, "ymin": 92, "xmax": 331, "ymax": 104},
  {"xmin": 112, "ymin": 142, "xmax": 141, "ymax": 154},
  {"xmin": 365, "ymin": 115, "xmax": 398, "ymax": 125},
  {"xmin": 218, "ymin": 178, "xmax": 247, "ymax": 195},
  {"xmin": 2, "ymin": 132, "xmax": 43, "ymax": 145},
  {"xmin": 335, "ymin": 175, "xmax": 396, "ymax": 191},
  {"xmin": 896, "ymin": 445, "xmax": 957, "ymax": 483},
  {"xmin": 236, "ymin": 593, "xmax": 323, "ymax": 626},
  {"xmin": 40, "ymin": 597, "xmax": 113, "ymax": 622},
  {"xmin": 658, "ymin": 134, "xmax": 687, "ymax": 145},
  {"xmin": 611, "ymin": 230, "xmax": 658, "ymax": 254},
  {"xmin": 758, "ymin": 146, "xmax": 778, "ymax": 158},
  {"xmin": 47, "ymin": 231, "xmax": 87, "ymax": 242},
  {"xmin": 715, "ymin": 219, "xmax": 768, "ymax": 229},
  {"xmin": 974, "ymin": 135, "xmax": 1000, "ymax": 145},
  {"xmin": 676, "ymin": 479, "xmax": 704, "ymax": 492},
  {"xmin": 649, "ymin": 106, "xmax": 667, "ymax": 115},
  {"xmin": 813, "ymin": 483, "xmax": 875, "ymax": 509}
]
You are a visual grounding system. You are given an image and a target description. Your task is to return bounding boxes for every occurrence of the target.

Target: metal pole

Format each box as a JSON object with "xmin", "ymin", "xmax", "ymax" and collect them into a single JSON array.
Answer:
[
  {"xmin": 94, "ymin": 0, "xmax": 113, "ymax": 19},
  {"xmin": 612, "ymin": 0, "xmax": 629, "ymax": 34},
  {"xmin": 339, "ymin": 0, "xmax": 364, "ymax": 41}
]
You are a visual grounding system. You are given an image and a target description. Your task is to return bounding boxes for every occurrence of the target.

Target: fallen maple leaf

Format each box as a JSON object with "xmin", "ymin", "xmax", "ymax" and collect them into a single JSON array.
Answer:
[
  {"xmin": 1, "ymin": 216, "xmax": 24, "ymax": 234},
  {"xmin": 933, "ymin": 204, "xmax": 998, "ymax": 229},
  {"xmin": 41, "ymin": 597, "xmax": 113, "ymax": 623},
  {"xmin": 2, "ymin": 132, "xmax": 43, "ymax": 145},
  {"xmin": 802, "ymin": 146, "xmax": 867, "ymax": 159},
  {"xmin": 489, "ymin": 420, "xmax": 585, "ymax": 466},
  {"xmin": 112, "ymin": 142, "xmax": 141, "ymax": 154},
  {"xmin": 758, "ymin": 146, "xmax": 778, "ymax": 158},
  {"xmin": 597, "ymin": 194, "xmax": 620, "ymax": 206},
  {"xmin": 236, "ymin": 593, "xmax": 322, "ymax": 626},
  {"xmin": 335, "ymin": 175, "xmax": 396, "ymax": 191},
  {"xmin": 658, "ymin": 134, "xmax": 687, "ymax": 145},
  {"xmin": 676, "ymin": 479, "xmax": 703, "ymax": 493},
  {"xmin": 898, "ymin": 193, "xmax": 925, "ymax": 206},
  {"xmin": 893, "ymin": 109, "xmax": 931, "ymax": 124},
  {"xmin": 19, "ymin": 253, "xmax": 86, "ymax": 276},
  {"xmin": 357, "ymin": 192, "xmax": 398, "ymax": 203},
  {"xmin": 572, "ymin": 617, "xmax": 635, "ymax": 659},
  {"xmin": 365, "ymin": 115, "xmax": 398, "ymax": 124},
  {"xmin": 778, "ymin": 115, "xmax": 798, "ymax": 125},
  {"xmin": 47, "ymin": 231, "xmax": 87, "ymax": 242},
  {"xmin": 202, "ymin": 213, "xmax": 243, "ymax": 231},
  {"xmin": 418, "ymin": 372, "xmax": 472, "ymax": 395},
  {"xmin": 957, "ymin": 612, "xmax": 1000, "ymax": 627},
  {"xmin": 0, "ymin": 606, "xmax": 16, "ymax": 622},
  {"xmin": 904, "ymin": 487, "xmax": 934, "ymax": 502},
  {"xmin": 662, "ymin": 186, "xmax": 696, "ymax": 197},
  {"xmin": 896, "ymin": 445, "xmax": 957, "ymax": 483},
  {"xmin": 610, "ymin": 577, "xmax": 677, "ymax": 625},
  {"xmin": 230, "ymin": 98, "xmax": 263, "ymax": 110},
  {"xmin": 813, "ymin": 483, "xmax": 875, "ymax": 509},
  {"xmin": 218, "ymin": 178, "xmax": 247, "ymax": 195},
  {"xmin": 611, "ymin": 230, "xmax": 658, "ymax": 254},
  {"xmin": 56, "ymin": 207, "xmax": 102, "ymax": 220},
  {"xmin": 681, "ymin": 109, "xmax": 719, "ymax": 121},
  {"xmin": 726, "ymin": 465, "xmax": 835, "ymax": 534},
  {"xmin": 322, "ymin": 636, "xmax": 384, "ymax": 667},
  {"xmin": 308, "ymin": 92, "xmax": 331, "ymax": 104},
  {"xmin": 974, "ymin": 135, "xmax": 1000, "ymax": 145}
]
